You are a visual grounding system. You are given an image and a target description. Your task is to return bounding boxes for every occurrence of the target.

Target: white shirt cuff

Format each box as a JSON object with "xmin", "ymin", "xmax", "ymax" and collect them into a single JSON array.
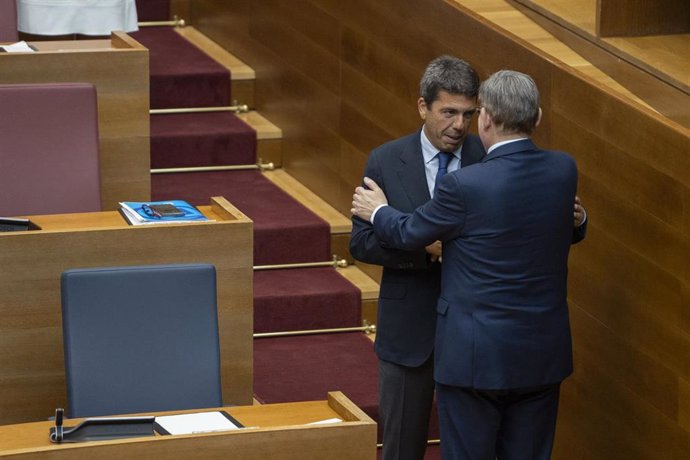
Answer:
[{"xmin": 370, "ymin": 204, "xmax": 388, "ymax": 224}]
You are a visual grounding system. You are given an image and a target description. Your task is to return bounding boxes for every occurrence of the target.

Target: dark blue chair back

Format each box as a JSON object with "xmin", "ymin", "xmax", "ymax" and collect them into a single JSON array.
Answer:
[{"xmin": 60, "ymin": 263, "xmax": 222, "ymax": 418}]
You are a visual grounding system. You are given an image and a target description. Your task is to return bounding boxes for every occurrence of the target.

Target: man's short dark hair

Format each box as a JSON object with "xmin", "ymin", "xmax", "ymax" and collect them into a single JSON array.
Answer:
[{"xmin": 420, "ymin": 55, "xmax": 479, "ymax": 106}]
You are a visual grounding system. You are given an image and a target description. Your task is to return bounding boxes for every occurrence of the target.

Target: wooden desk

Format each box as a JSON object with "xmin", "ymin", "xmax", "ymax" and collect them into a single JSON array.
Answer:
[
  {"xmin": 0, "ymin": 392, "xmax": 376, "ymax": 459},
  {"xmin": 0, "ymin": 197, "xmax": 253, "ymax": 425},
  {"xmin": 0, "ymin": 31, "xmax": 150, "ymax": 209}
]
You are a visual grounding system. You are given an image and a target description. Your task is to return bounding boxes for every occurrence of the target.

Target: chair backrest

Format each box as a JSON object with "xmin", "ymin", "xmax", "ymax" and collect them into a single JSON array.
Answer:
[
  {"xmin": 60, "ymin": 263, "xmax": 223, "ymax": 418},
  {"xmin": 0, "ymin": 0, "xmax": 18, "ymax": 41},
  {"xmin": 0, "ymin": 82, "xmax": 101, "ymax": 216}
]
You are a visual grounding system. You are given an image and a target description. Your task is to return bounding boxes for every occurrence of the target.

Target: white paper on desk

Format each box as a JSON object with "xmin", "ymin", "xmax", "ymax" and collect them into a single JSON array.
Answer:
[
  {"xmin": 155, "ymin": 411, "xmax": 241, "ymax": 435},
  {"xmin": 305, "ymin": 417, "xmax": 343, "ymax": 425},
  {"xmin": 0, "ymin": 41, "xmax": 35, "ymax": 53}
]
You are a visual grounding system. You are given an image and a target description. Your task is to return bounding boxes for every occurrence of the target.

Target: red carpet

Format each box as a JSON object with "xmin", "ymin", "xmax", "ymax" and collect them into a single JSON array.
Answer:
[
  {"xmin": 151, "ymin": 112, "xmax": 257, "ymax": 169},
  {"xmin": 424, "ymin": 445, "xmax": 442, "ymax": 460},
  {"xmin": 136, "ymin": 1, "xmax": 169, "ymax": 21},
  {"xmin": 130, "ymin": 28, "xmax": 230, "ymax": 109},
  {"xmin": 253, "ymin": 333, "xmax": 381, "ymax": 437},
  {"xmin": 151, "ymin": 170, "xmax": 331, "ymax": 265},
  {"xmin": 254, "ymin": 268, "xmax": 361, "ymax": 333},
  {"xmin": 253, "ymin": 333, "xmax": 442, "ymax": 443}
]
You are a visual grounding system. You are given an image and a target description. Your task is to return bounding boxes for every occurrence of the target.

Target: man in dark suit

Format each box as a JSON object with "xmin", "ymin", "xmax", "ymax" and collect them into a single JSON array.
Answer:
[
  {"xmin": 350, "ymin": 56, "xmax": 485, "ymax": 460},
  {"xmin": 352, "ymin": 69, "xmax": 583, "ymax": 459}
]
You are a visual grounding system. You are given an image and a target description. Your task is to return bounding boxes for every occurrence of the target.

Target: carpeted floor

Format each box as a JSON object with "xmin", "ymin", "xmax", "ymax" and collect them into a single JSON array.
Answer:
[
  {"xmin": 152, "ymin": 170, "xmax": 332, "ymax": 265},
  {"xmin": 254, "ymin": 267, "xmax": 361, "ymax": 333},
  {"xmin": 130, "ymin": 27, "xmax": 230, "ymax": 109}
]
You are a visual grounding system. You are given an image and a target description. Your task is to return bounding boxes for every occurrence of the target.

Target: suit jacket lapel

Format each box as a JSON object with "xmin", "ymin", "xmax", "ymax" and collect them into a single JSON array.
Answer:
[{"xmin": 397, "ymin": 133, "xmax": 431, "ymax": 208}]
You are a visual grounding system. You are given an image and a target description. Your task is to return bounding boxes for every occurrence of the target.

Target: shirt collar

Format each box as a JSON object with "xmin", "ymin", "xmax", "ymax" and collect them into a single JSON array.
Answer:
[
  {"xmin": 420, "ymin": 129, "xmax": 463, "ymax": 165},
  {"xmin": 486, "ymin": 137, "xmax": 528, "ymax": 155}
]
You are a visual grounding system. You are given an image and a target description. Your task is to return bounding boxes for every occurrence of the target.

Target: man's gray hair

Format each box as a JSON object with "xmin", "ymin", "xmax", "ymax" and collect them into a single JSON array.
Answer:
[
  {"xmin": 420, "ymin": 55, "xmax": 479, "ymax": 105},
  {"xmin": 479, "ymin": 70, "xmax": 540, "ymax": 134}
]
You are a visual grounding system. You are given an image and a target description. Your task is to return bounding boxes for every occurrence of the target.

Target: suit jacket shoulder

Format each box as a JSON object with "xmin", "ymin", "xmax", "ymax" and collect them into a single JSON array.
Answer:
[{"xmin": 373, "ymin": 131, "xmax": 420, "ymax": 156}]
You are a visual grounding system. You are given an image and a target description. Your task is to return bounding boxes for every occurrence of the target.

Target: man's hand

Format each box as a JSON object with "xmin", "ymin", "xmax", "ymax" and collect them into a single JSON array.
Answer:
[
  {"xmin": 351, "ymin": 177, "xmax": 388, "ymax": 222},
  {"xmin": 573, "ymin": 195, "xmax": 586, "ymax": 227},
  {"xmin": 425, "ymin": 240, "xmax": 442, "ymax": 262}
]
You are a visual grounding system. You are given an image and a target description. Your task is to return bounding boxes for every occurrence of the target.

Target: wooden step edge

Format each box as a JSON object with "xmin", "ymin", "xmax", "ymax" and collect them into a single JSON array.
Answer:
[
  {"xmin": 337, "ymin": 265, "xmax": 379, "ymax": 301},
  {"xmin": 174, "ymin": 26, "xmax": 255, "ymax": 80},
  {"xmin": 262, "ymin": 169, "xmax": 352, "ymax": 235},
  {"xmin": 236, "ymin": 111, "xmax": 282, "ymax": 140},
  {"xmin": 454, "ymin": 0, "xmax": 654, "ymax": 111}
]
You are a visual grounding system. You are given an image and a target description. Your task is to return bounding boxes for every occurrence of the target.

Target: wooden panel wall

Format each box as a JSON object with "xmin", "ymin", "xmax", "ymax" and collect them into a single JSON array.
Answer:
[
  {"xmin": 170, "ymin": 0, "xmax": 191, "ymax": 22},
  {"xmin": 190, "ymin": 0, "xmax": 690, "ymax": 457},
  {"xmin": 597, "ymin": 0, "xmax": 690, "ymax": 37}
]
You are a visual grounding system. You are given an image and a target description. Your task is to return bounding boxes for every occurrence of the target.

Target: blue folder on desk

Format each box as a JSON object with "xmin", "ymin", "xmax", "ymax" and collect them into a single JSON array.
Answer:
[{"xmin": 118, "ymin": 200, "xmax": 210, "ymax": 225}]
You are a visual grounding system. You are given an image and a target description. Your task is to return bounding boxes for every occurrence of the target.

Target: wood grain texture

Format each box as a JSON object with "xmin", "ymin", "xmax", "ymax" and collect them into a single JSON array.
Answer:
[
  {"xmin": 506, "ymin": 0, "xmax": 689, "ymax": 125},
  {"xmin": 0, "ymin": 32, "xmax": 150, "ymax": 210},
  {"xmin": 597, "ymin": 0, "xmax": 690, "ymax": 37},
  {"xmin": 170, "ymin": 0, "xmax": 191, "ymax": 22},
  {"xmin": 0, "ymin": 198, "xmax": 253, "ymax": 425}
]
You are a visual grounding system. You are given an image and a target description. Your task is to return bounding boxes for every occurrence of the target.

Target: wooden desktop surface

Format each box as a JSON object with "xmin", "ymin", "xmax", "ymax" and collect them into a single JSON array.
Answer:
[{"xmin": 0, "ymin": 392, "xmax": 377, "ymax": 459}]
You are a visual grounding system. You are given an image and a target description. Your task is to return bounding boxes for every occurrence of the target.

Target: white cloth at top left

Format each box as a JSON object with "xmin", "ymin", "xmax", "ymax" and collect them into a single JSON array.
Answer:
[{"xmin": 17, "ymin": 0, "xmax": 138, "ymax": 35}]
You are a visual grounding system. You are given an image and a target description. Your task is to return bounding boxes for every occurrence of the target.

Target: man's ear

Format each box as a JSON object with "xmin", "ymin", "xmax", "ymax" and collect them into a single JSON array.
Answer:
[
  {"xmin": 535, "ymin": 107, "xmax": 543, "ymax": 128},
  {"xmin": 479, "ymin": 107, "xmax": 492, "ymax": 132},
  {"xmin": 417, "ymin": 97, "xmax": 427, "ymax": 121}
]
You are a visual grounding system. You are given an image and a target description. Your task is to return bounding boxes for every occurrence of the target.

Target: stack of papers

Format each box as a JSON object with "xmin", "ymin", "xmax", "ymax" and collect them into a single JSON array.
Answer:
[
  {"xmin": 154, "ymin": 411, "xmax": 242, "ymax": 436},
  {"xmin": 119, "ymin": 200, "xmax": 213, "ymax": 226},
  {"xmin": 0, "ymin": 41, "xmax": 36, "ymax": 53}
]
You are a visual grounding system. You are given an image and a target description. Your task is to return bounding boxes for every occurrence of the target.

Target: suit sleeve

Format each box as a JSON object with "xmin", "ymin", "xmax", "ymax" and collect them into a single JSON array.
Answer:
[
  {"xmin": 373, "ymin": 173, "xmax": 467, "ymax": 250},
  {"xmin": 349, "ymin": 151, "xmax": 432, "ymax": 270}
]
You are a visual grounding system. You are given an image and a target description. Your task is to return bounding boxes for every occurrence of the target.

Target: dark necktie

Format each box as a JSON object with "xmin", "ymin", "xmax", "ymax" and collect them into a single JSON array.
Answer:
[{"xmin": 434, "ymin": 151, "xmax": 453, "ymax": 194}]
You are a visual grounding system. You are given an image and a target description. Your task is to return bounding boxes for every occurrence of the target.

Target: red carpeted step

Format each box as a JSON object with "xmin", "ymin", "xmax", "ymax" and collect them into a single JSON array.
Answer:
[
  {"xmin": 151, "ymin": 170, "xmax": 331, "ymax": 265},
  {"xmin": 254, "ymin": 267, "xmax": 361, "ymax": 333},
  {"xmin": 254, "ymin": 332, "xmax": 440, "ymax": 442},
  {"xmin": 253, "ymin": 332, "xmax": 381, "ymax": 437},
  {"xmin": 424, "ymin": 445, "xmax": 442, "ymax": 460},
  {"xmin": 254, "ymin": 330, "xmax": 441, "ymax": 444},
  {"xmin": 151, "ymin": 112, "xmax": 257, "ymax": 169},
  {"xmin": 136, "ymin": 1, "xmax": 169, "ymax": 21},
  {"xmin": 129, "ymin": 28, "xmax": 230, "ymax": 109}
]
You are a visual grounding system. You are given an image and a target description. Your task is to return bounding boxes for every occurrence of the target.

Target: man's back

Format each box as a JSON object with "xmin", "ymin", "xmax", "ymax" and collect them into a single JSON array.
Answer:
[{"xmin": 432, "ymin": 139, "xmax": 577, "ymax": 389}]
